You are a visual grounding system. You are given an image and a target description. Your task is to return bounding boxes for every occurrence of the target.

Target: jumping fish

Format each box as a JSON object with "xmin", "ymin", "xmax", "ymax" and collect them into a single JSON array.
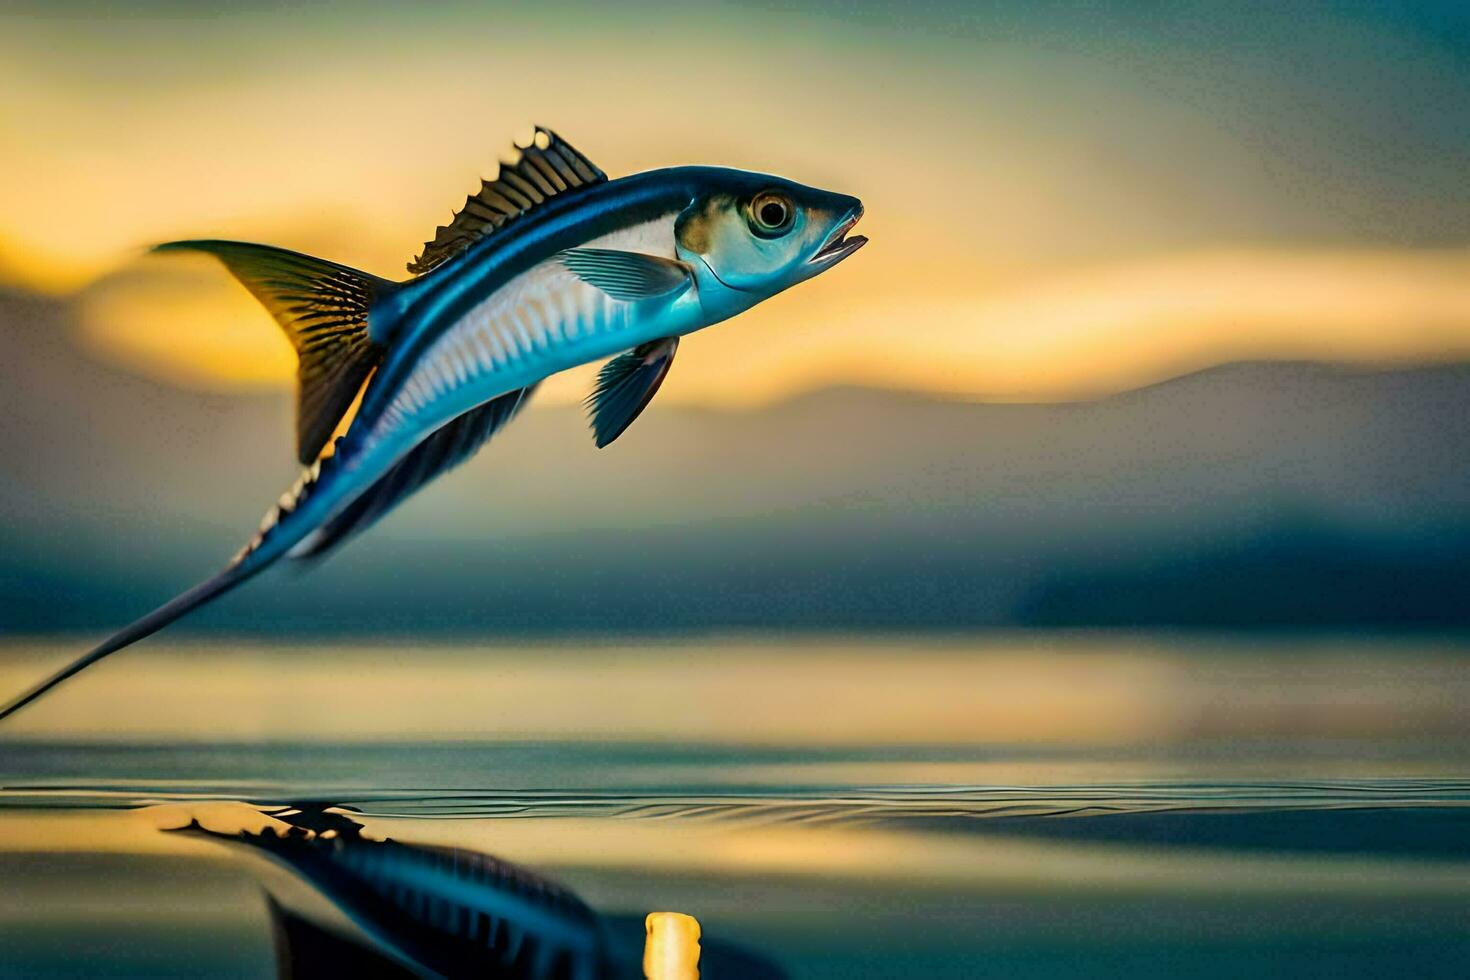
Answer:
[{"xmin": 0, "ymin": 128, "xmax": 866, "ymax": 720}]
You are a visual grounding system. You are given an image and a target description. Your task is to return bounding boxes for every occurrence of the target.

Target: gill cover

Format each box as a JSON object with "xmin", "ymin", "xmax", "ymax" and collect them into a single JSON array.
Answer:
[{"xmin": 674, "ymin": 181, "xmax": 860, "ymax": 307}]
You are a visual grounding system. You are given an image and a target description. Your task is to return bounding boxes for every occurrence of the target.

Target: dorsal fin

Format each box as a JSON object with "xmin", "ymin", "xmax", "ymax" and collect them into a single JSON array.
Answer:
[
  {"xmin": 153, "ymin": 240, "xmax": 391, "ymax": 464},
  {"xmin": 407, "ymin": 127, "xmax": 607, "ymax": 276}
]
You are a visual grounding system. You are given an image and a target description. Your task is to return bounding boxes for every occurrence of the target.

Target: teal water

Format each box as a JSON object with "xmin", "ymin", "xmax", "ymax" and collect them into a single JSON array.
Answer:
[{"xmin": 2, "ymin": 635, "xmax": 1468, "ymax": 978}]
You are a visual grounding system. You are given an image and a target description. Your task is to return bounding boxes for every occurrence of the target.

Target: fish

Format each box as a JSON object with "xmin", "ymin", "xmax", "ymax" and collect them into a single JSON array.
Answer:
[
  {"xmin": 174, "ymin": 804, "xmax": 616, "ymax": 979},
  {"xmin": 162, "ymin": 802, "xmax": 788, "ymax": 979},
  {"xmin": 0, "ymin": 127, "xmax": 866, "ymax": 721}
]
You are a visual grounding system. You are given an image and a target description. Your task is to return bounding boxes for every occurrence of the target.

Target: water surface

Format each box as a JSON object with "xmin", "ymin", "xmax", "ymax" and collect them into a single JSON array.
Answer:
[{"xmin": 3, "ymin": 635, "xmax": 1468, "ymax": 978}]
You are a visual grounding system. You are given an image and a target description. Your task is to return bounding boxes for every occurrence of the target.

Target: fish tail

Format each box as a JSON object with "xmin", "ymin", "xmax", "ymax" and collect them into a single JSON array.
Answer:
[
  {"xmin": 0, "ymin": 554, "xmax": 276, "ymax": 723},
  {"xmin": 152, "ymin": 239, "xmax": 395, "ymax": 465}
]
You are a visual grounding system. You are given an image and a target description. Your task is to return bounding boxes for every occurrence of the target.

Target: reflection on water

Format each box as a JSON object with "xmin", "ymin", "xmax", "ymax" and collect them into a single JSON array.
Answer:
[
  {"xmin": 170, "ymin": 802, "xmax": 615, "ymax": 980},
  {"xmin": 135, "ymin": 801, "xmax": 782, "ymax": 979},
  {"xmin": 2, "ymin": 635, "xmax": 1468, "ymax": 977}
]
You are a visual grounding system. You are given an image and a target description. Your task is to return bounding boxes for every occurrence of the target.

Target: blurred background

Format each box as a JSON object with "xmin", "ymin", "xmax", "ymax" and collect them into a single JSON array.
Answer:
[
  {"xmin": 5, "ymin": 5, "xmax": 1470, "ymax": 978},
  {"xmin": 3, "ymin": 0, "xmax": 1469, "ymax": 641}
]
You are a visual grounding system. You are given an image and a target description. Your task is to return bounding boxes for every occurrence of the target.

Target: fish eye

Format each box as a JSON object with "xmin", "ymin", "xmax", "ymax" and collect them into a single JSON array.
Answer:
[{"xmin": 747, "ymin": 192, "xmax": 795, "ymax": 237}]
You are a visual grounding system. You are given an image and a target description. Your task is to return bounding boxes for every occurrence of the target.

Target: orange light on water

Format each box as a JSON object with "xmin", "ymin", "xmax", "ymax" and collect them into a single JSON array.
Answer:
[{"xmin": 644, "ymin": 912, "xmax": 701, "ymax": 980}]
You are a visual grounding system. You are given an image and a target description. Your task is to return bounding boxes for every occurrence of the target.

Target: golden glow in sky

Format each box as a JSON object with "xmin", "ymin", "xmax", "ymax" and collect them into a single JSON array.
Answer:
[{"xmin": 4, "ymin": 3, "xmax": 1468, "ymax": 404}]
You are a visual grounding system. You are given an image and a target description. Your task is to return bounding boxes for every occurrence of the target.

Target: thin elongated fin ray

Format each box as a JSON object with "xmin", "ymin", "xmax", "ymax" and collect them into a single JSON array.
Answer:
[
  {"xmin": 154, "ymin": 240, "xmax": 392, "ymax": 464},
  {"xmin": 0, "ymin": 376, "xmax": 536, "ymax": 719},
  {"xmin": 0, "ymin": 452, "xmax": 341, "ymax": 723},
  {"xmin": 408, "ymin": 127, "xmax": 606, "ymax": 276},
  {"xmin": 294, "ymin": 386, "xmax": 539, "ymax": 560},
  {"xmin": 0, "ymin": 560, "xmax": 263, "ymax": 723},
  {"xmin": 560, "ymin": 248, "xmax": 691, "ymax": 302},
  {"xmin": 586, "ymin": 337, "xmax": 678, "ymax": 448}
]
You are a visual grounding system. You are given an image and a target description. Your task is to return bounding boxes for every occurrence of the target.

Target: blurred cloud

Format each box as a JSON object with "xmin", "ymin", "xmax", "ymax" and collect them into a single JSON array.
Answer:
[
  {"xmin": 736, "ymin": 246, "xmax": 1470, "ymax": 403},
  {"xmin": 74, "ymin": 245, "xmax": 1470, "ymax": 403},
  {"xmin": 3, "ymin": 0, "xmax": 1470, "ymax": 403}
]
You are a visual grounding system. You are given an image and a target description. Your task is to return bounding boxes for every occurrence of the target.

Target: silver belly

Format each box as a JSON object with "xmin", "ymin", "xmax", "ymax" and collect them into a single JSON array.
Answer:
[{"xmin": 368, "ymin": 255, "xmax": 702, "ymax": 454}]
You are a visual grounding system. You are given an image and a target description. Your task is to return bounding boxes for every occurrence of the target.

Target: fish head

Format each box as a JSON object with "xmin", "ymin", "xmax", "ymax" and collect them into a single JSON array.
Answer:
[{"xmin": 675, "ymin": 169, "xmax": 866, "ymax": 320}]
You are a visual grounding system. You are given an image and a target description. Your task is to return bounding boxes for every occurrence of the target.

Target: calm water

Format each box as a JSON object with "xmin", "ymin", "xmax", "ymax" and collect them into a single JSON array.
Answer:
[{"xmin": 2, "ymin": 634, "xmax": 1469, "ymax": 978}]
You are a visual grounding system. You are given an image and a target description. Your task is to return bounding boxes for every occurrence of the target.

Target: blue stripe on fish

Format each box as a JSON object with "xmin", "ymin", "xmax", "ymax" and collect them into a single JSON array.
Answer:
[{"xmin": 0, "ymin": 129, "xmax": 867, "ymax": 721}]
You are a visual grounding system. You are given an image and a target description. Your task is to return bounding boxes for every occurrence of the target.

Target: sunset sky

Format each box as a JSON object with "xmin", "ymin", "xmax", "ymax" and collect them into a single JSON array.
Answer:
[{"xmin": 4, "ymin": 0, "xmax": 1469, "ymax": 404}]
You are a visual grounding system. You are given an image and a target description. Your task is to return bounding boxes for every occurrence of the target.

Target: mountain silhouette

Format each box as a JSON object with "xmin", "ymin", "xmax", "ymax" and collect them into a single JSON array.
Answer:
[{"xmin": 2, "ymin": 283, "xmax": 1467, "ymax": 632}]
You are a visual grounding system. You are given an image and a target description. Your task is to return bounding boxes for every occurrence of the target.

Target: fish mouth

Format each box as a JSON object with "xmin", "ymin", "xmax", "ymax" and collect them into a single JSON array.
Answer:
[{"xmin": 809, "ymin": 207, "xmax": 868, "ymax": 265}]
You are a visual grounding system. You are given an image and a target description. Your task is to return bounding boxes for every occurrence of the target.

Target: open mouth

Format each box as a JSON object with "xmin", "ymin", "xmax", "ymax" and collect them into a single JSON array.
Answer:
[{"xmin": 810, "ymin": 207, "xmax": 868, "ymax": 263}]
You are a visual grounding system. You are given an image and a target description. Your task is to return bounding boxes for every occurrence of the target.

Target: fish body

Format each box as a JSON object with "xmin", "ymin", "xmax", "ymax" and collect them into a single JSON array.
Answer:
[
  {"xmin": 175, "ymin": 808, "xmax": 620, "ymax": 979},
  {"xmin": 346, "ymin": 167, "xmax": 857, "ymax": 510},
  {"xmin": 171, "ymin": 804, "xmax": 788, "ymax": 980},
  {"xmin": 362, "ymin": 171, "xmax": 706, "ymax": 442},
  {"xmin": 275, "ymin": 174, "xmax": 712, "ymax": 559},
  {"xmin": 0, "ymin": 129, "xmax": 865, "ymax": 720}
]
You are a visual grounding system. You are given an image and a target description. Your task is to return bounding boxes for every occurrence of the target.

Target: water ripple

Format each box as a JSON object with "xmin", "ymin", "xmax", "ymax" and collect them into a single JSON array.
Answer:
[{"xmin": 4, "ymin": 778, "xmax": 1469, "ymax": 825}]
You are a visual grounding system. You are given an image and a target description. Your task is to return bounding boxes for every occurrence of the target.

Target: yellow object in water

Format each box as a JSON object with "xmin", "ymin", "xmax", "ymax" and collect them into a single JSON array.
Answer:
[{"xmin": 644, "ymin": 912, "xmax": 701, "ymax": 979}]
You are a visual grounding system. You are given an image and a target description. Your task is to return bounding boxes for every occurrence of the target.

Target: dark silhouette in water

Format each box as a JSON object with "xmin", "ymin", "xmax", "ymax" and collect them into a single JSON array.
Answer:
[
  {"xmin": 265, "ymin": 894, "xmax": 418, "ymax": 980},
  {"xmin": 173, "ymin": 803, "xmax": 786, "ymax": 979}
]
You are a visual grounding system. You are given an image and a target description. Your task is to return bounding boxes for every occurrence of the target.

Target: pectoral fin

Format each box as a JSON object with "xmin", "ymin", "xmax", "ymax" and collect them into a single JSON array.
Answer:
[
  {"xmin": 586, "ymin": 337, "xmax": 678, "ymax": 448},
  {"xmin": 560, "ymin": 248, "xmax": 691, "ymax": 301}
]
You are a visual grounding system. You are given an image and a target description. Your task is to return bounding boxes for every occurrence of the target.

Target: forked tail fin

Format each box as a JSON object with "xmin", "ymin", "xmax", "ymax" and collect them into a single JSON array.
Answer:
[{"xmin": 153, "ymin": 240, "xmax": 395, "ymax": 464}]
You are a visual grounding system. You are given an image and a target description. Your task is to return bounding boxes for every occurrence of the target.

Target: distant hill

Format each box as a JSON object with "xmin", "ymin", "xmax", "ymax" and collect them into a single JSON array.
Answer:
[{"xmin": 2, "ymin": 284, "xmax": 1468, "ymax": 633}]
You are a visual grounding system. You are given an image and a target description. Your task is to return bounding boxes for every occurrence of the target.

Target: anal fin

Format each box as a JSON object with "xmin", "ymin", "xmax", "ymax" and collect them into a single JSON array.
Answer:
[{"xmin": 294, "ymin": 385, "xmax": 539, "ymax": 560}]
